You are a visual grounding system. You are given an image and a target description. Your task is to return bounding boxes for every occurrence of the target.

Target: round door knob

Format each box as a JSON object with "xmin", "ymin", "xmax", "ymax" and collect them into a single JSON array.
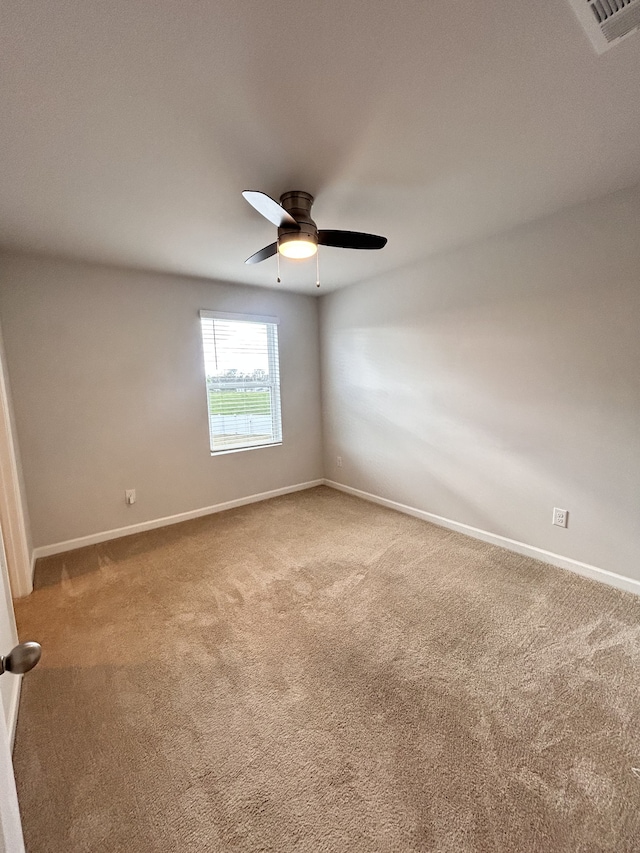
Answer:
[{"xmin": 1, "ymin": 641, "xmax": 41, "ymax": 675}]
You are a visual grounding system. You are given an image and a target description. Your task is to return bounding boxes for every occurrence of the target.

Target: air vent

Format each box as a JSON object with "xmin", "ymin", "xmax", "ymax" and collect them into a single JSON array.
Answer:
[{"xmin": 568, "ymin": 0, "xmax": 640, "ymax": 52}]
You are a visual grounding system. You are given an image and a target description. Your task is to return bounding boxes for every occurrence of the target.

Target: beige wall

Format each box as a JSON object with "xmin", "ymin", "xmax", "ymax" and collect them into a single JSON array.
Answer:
[
  {"xmin": 320, "ymin": 187, "xmax": 640, "ymax": 583},
  {"xmin": 0, "ymin": 255, "xmax": 323, "ymax": 548}
]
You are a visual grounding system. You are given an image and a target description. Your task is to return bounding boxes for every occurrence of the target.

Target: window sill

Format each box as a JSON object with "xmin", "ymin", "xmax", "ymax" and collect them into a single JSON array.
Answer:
[{"xmin": 210, "ymin": 442, "xmax": 282, "ymax": 457}]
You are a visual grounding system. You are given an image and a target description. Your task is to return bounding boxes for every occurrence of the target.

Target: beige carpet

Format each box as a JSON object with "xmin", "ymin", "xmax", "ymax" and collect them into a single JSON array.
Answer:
[{"xmin": 12, "ymin": 486, "xmax": 640, "ymax": 852}]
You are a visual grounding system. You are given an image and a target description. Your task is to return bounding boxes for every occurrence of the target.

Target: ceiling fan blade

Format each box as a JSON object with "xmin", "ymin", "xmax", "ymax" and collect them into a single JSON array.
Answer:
[
  {"xmin": 245, "ymin": 242, "xmax": 278, "ymax": 265},
  {"xmin": 242, "ymin": 191, "xmax": 300, "ymax": 229},
  {"xmin": 318, "ymin": 230, "xmax": 387, "ymax": 250}
]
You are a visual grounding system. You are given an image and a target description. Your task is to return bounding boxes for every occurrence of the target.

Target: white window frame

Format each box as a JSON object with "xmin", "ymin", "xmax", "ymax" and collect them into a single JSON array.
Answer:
[{"xmin": 199, "ymin": 310, "xmax": 282, "ymax": 455}]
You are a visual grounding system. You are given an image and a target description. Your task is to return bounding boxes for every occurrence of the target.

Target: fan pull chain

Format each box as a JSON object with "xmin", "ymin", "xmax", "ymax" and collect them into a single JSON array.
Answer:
[
  {"xmin": 316, "ymin": 250, "xmax": 320, "ymax": 289},
  {"xmin": 277, "ymin": 251, "xmax": 281, "ymax": 284}
]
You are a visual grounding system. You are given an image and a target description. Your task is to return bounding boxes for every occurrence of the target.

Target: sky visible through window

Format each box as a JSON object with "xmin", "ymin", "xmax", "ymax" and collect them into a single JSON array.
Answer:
[{"xmin": 201, "ymin": 319, "xmax": 270, "ymax": 378}]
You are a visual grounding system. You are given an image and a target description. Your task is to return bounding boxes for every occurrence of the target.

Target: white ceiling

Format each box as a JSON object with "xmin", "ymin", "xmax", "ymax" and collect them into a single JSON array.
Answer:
[{"xmin": 1, "ymin": 1, "xmax": 639, "ymax": 294}]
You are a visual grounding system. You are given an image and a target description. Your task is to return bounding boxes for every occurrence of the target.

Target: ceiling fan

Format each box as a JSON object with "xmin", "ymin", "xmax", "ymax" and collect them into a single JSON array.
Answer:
[{"xmin": 242, "ymin": 190, "xmax": 387, "ymax": 264}]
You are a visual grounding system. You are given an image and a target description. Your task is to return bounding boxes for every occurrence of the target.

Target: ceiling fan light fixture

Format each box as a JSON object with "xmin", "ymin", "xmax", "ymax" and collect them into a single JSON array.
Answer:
[
  {"xmin": 242, "ymin": 190, "xmax": 387, "ymax": 268},
  {"xmin": 278, "ymin": 234, "xmax": 318, "ymax": 260}
]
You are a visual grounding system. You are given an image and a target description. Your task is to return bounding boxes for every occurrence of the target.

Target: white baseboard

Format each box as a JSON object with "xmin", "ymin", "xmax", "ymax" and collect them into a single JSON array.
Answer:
[
  {"xmin": 29, "ymin": 477, "xmax": 640, "ymax": 598},
  {"xmin": 7, "ymin": 675, "xmax": 21, "ymax": 752},
  {"xmin": 31, "ymin": 479, "xmax": 324, "ymax": 561},
  {"xmin": 324, "ymin": 480, "xmax": 640, "ymax": 598}
]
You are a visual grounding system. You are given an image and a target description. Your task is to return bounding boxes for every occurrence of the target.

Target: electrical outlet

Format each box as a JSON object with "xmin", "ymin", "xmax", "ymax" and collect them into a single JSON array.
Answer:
[
  {"xmin": 552, "ymin": 507, "xmax": 568, "ymax": 528},
  {"xmin": 336, "ymin": 456, "xmax": 343, "ymax": 468},
  {"xmin": 125, "ymin": 489, "xmax": 136, "ymax": 506}
]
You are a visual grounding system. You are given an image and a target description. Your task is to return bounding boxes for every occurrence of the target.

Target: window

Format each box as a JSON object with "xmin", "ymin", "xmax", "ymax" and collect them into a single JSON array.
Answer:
[{"xmin": 199, "ymin": 311, "xmax": 282, "ymax": 454}]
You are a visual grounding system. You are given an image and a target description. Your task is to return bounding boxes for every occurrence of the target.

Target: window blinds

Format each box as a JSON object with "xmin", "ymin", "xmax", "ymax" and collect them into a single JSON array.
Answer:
[{"xmin": 199, "ymin": 312, "xmax": 282, "ymax": 453}]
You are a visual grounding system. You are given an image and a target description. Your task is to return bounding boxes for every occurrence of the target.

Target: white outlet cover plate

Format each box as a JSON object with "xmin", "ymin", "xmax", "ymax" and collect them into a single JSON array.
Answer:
[{"xmin": 553, "ymin": 507, "xmax": 568, "ymax": 528}]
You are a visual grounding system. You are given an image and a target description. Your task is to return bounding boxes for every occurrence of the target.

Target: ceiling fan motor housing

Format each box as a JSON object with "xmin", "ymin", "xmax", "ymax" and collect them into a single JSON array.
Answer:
[{"xmin": 278, "ymin": 191, "xmax": 317, "ymax": 248}]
